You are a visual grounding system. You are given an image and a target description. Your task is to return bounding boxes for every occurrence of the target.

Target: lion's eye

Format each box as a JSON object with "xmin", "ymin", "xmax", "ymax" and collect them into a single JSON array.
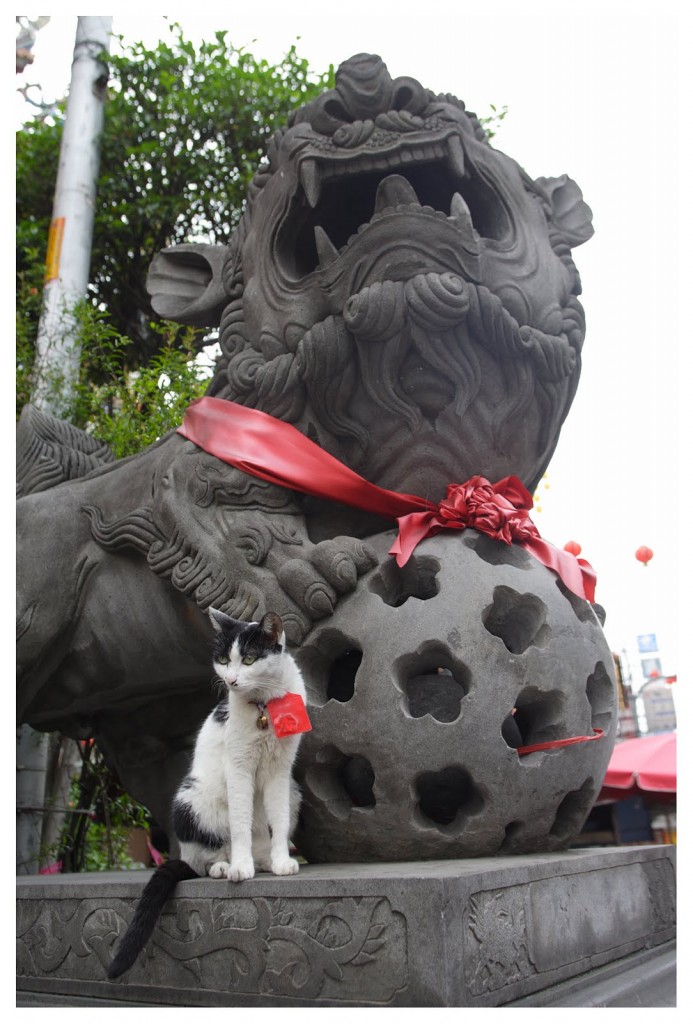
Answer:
[{"xmin": 242, "ymin": 655, "xmax": 256, "ymax": 666}]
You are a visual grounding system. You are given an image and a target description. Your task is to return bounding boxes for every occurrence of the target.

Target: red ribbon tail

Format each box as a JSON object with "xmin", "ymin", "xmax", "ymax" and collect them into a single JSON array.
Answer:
[
  {"xmin": 523, "ymin": 536, "xmax": 596, "ymax": 603},
  {"xmin": 577, "ymin": 557, "xmax": 597, "ymax": 604},
  {"xmin": 389, "ymin": 511, "xmax": 441, "ymax": 566},
  {"xmin": 517, "ymin": 727, "xmax": 604, "ymax": 756}
]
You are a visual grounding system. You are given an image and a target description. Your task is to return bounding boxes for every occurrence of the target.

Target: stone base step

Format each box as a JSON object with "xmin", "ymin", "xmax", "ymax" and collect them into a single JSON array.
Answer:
[{"xmin": 17, "ymin": 845, "xmax": 675, "ymax": 1007}]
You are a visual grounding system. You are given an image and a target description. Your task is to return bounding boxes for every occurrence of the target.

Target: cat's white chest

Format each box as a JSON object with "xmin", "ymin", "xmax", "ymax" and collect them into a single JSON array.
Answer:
[{"xmin": 225, "ymin": 702, "xmax": 288, "ymax": 766}]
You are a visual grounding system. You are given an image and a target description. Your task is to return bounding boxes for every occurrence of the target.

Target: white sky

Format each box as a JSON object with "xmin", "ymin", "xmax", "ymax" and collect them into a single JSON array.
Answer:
[{"xmin": 14, "ymin": 1, "xmax": 688, "ymax": 689}]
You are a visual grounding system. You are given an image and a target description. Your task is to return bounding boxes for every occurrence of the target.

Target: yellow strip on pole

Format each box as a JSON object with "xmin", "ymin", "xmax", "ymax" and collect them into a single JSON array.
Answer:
[{"xmin": 44, "ymin": 217, "xmax": 66, "ymax": 282}]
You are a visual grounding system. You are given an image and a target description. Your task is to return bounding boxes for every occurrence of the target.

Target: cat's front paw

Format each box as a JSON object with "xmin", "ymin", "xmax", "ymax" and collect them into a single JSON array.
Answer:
[
  {"xmin": 208, "ymin": 861, "xmax": 230, "ymax": 879},
  {"xmin": 271, "ymin": 856, "xmax": 299, "ymax": 876},
  {"xmin": 228, "ymin": 857, "xmax": 255, "ymax": 882}
]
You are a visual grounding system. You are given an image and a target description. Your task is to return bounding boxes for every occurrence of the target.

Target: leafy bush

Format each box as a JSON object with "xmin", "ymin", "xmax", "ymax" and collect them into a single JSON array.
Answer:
[{"xmin": 57, "ymin": 741, "xmax": 153, "ymax": 872}]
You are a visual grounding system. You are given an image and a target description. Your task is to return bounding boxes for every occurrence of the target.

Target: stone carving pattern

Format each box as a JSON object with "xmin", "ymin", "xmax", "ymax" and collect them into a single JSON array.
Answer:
[
  {"xmin": 16, "ymin": 894, "xmax": 407, "ymax": 1003},
  {"xmin": 464, "ymin": 887, "xmax": 536, "ymax": 995}
]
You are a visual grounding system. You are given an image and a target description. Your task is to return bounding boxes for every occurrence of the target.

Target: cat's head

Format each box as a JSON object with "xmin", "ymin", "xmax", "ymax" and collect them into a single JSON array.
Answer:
[{"xmin": 208, "ymin": 608, "xmax": 286, "ymax": 697}]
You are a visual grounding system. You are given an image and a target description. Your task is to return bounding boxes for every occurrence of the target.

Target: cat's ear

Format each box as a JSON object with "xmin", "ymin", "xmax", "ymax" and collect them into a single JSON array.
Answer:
[
  {"xmin": 208, "ymin": 607, "xmax": 239, "ymax": 634},
  {"xmin": 260, "ymin": 611, "xmax": 283, "ymax": 646}
]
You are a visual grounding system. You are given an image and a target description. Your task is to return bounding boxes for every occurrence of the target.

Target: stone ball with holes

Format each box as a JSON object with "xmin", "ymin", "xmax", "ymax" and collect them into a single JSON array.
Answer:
[{"xmin": 291, "ymin": 530, "xmax": 618, "ymax": 862}]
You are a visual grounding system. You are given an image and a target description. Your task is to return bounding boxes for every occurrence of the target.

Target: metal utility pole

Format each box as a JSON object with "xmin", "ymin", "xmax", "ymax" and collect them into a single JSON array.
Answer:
[
  {"xmin": 31, "ymin": 15, "xmax": 113, "ymax": 416},
  {"xmin": 17, "ymin": 16, "xmax": 112, "ymax": 875}
]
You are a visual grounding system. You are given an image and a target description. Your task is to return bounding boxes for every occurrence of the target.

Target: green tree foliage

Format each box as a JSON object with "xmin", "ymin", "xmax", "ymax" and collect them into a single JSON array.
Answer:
[
  {"xmin": 16, "ymin": 23, "xmax": 334, "ymax": 372},
  {"xmin": 479, "ymin": 103, "xmax": 508, "ymax": 139},
  {"xmin": 52, "ymin": 304, "xmax": 212, "ymax": 459}
]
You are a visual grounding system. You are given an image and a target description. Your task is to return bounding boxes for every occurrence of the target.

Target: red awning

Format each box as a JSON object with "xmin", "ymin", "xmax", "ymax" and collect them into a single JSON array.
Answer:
[{"xmin": 598, "ymin": 731, "xmax": 676, "ymax": 801}]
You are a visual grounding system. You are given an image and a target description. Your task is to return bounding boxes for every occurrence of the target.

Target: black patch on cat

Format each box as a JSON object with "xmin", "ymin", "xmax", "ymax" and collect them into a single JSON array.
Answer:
[
  {"xmin": 172, "ymin": 799, "xmax": 225, "ymax": 850},
  {"xmin": 213, "ymin": 697, "xmax": 229, "ymax": 723}
]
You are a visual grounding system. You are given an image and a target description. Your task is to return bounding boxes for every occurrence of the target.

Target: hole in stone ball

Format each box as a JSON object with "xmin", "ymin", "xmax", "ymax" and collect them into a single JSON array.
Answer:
[
  {"xmin": 586, "ymin": 661, "xmax": 615, "ymax": 733},
  {"xmin": 339, "ymin": 755, "xmax": 376, "ymax": 807},
  {"xmin": 467, "ymin": 532, "xmax": 532, "ymax": 570},
  {"xmin": 555, "ymin": 578, "xmax": 599, "ymax": 624},
  {"xmin": 297, "ymin": 629, "xmax": 362, "ymax": 706},
  {"xmin": 369, "ymin": 554, "xmax": 440, "ymax": 608},
  {"xmin": 395, "ymin": 642, "xmax": 471, "ymax": 722},
  {"xmin": 482, "ymin": 586, "xmax": 549, "ymax": 654},
  {"xmin": 510, "ymin": 686, "xmax": 565, "ymax": 747},
  {"xmin": 499, "ymin": 819, "xmax": 525, "ymax": 853},
  {"xmin": 327, "ymin": 648, "xmax": 362, "ymax": 702},
  {"xmin": 501, "ymin": 710, "xmax": 523, "ymax": 749},
  {"xmin": 415, "ymin": 765, "xmax": 484, "ymax": 830},
  {"xmin": 305, "ymin": 745, "xmax": 375, "ymax": 815},
  {"xmin": 549, "ymin": 779, "xmax": 595, "ymax": 842}
]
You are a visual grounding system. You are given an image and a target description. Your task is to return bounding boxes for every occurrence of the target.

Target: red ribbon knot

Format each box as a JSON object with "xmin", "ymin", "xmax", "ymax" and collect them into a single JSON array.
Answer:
[{"xmin": 390, "ymin": 475, "xmax": 541, "ymax": 567}]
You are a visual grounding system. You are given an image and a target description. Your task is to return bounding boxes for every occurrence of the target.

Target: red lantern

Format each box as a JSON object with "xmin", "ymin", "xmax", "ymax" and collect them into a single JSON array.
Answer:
[
  {"xmin": 635, "ymin": 545, "xmax": 653, "ymax": 566},
  {"xmin": 563, "ymin": 540, "xmax": 582, "ymax": 556}
]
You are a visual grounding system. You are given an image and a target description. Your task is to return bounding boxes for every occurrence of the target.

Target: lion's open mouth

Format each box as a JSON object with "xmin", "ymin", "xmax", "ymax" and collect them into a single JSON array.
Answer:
[{"xmin": 277, "ymin": 133, "xmax": 512, "ymax": 279}]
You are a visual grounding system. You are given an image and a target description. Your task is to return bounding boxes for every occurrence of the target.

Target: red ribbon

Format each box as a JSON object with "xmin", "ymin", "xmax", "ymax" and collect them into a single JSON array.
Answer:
[
  {"xmin": 517, "ymin": 728, "xmax": 603, "ymax": 756},
  {"xmin": 177, "ymin": 397, "xmax": 596, "ymax": 602}
]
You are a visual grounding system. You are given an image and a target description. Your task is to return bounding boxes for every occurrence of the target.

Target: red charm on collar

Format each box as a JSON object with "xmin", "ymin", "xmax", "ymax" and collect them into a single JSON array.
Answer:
[{"xmin": 266, "ymin": 693, "xmax": 312, "ymax": 737}]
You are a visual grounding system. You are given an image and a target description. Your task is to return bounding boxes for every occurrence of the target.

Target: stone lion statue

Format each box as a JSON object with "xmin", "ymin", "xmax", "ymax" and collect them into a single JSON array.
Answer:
[{"xmin": 17, "ymin": 53, "xmax": 595, "ymax": 842}]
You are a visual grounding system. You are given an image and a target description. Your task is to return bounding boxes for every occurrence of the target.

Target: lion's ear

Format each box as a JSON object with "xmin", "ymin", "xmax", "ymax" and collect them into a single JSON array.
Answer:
[
  {"xmin": 534, "ymin": 174, "xmax": 594, "ymax": 248},
  {"xmin": 146, "ymin": 243, "xmax": 228, "ymax": 327}
]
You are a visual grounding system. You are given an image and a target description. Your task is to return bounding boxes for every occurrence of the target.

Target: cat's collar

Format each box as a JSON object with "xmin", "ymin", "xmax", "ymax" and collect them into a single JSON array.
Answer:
[{"xmin": 248, "ymin": 694, "xmax": 312, "ymax": 737}]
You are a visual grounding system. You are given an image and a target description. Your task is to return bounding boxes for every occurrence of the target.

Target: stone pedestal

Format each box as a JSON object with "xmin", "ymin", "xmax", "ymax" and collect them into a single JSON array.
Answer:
[{"xmin": 17, "ymin": 845, "xmax": 675, "ymax": 1007}]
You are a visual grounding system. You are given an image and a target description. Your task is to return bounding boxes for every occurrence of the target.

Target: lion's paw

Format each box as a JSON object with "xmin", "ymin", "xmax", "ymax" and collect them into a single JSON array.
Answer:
[{"xmin": 277, "ymin": 537, "xmax": 376, "ymax": 621}]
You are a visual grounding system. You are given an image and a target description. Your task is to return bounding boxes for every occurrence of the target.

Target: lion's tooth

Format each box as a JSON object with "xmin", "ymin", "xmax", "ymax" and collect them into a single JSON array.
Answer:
[
  {"xmin": 374, "ymin": 174, "xmax": 420, "ymax": 213},
  {"xmin": 450, "ymin": 192, "xmax": 476, "ymax": 237},
  {"xmin": 314, "ymin": 226, "xmax": 339, "ymax": 268},
  {"xmin": 447, "ymin": 133, "xmax": 466, "ymax": 179},
  {"xmin": 300, "ymin": 159, "xmax": 321, "ymax": 208}
]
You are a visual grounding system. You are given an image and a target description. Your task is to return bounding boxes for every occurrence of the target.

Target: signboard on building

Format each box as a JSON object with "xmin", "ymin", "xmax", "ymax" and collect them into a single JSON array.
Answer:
[
  {"xmin": 641, "ymin": 657, "xmax": 662, "ymax": 680},
  {"xmin": 640, "ymin": 681, "xmax": 677, "ymax": 733},
  {"xmin": 637, "ymin": 633, "xmax": 658, "ymax": 653}
]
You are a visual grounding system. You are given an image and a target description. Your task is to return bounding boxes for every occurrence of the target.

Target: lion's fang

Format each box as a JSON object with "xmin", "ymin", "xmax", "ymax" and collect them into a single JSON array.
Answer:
[
  {"xmin": 300, "ymin": 159, "xmax": 321, "ymax": 208},
  {"xmin": 314, "ymin": 226, "xmax": 339, "ymax": 268},
  {"xmin": 446, "ymin": 134, "xmax": 467, "ymax": 180}
]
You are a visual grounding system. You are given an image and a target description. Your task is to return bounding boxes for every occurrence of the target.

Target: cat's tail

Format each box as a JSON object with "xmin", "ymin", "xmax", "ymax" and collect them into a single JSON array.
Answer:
[{"xmin": 107, "ymin": 859, "xmax": 198, "ymax": 979}]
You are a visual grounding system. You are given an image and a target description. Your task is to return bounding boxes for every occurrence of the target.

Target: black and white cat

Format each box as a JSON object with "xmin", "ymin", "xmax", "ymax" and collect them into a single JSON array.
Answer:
[{"xmin": 107, "ymin": 608, "xmax": 309, "ymax": 980}]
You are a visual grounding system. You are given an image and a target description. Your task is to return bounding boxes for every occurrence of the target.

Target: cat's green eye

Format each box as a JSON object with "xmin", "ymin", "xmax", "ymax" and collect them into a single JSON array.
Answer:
[
  {"xmin": 242, "ymin": 655, "xmax": 256, "ymax": 666},
  {"xmin": 217, "ymin": 655, "xmax": 229, "ymax": 665}
]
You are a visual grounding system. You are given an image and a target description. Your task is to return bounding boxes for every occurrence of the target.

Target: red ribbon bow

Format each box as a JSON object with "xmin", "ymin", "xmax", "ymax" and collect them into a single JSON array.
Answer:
[
  {"xmin": 177, "ymin": 397, "xmax": 596, "ymax": 602},
  {"xmin": 390, "ymin": 475, "xmax": 541, "ymax": 564}
]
